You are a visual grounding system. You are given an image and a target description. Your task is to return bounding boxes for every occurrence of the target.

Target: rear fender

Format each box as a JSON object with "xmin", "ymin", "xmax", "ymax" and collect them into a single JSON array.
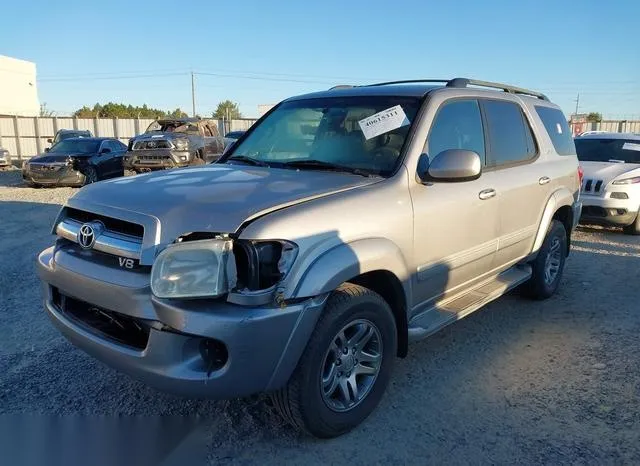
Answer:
[{"xmin": 531, "ymin": 187, "xmax": 575, "ymax": 254}]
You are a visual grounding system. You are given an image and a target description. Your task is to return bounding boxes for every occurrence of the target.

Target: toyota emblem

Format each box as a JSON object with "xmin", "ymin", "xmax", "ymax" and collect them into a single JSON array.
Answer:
[{"xmin": 77, "ymin": 222, "xmax": 103, "ymax": 249}]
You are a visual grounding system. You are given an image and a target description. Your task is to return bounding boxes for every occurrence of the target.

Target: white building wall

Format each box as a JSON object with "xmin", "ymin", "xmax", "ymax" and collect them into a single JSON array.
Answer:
[{"xmin": 0, "ymin": 55, "xmax": 40, "ymax": 117}]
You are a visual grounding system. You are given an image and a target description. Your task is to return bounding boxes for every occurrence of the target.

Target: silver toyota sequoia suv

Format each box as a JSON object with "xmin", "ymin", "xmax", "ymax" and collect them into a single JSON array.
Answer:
[{"xmin": 37, "ymin": 78, "xmax": 582, "ymax": 438}]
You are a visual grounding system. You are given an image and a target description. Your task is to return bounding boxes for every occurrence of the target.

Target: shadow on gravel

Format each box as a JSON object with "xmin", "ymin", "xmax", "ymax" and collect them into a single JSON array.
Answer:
[
  {"xmin": 576, "ymin": 224, "xmax": 624, "ymax": 235},
  {"xmin": 2, "ymin": 200, "xmax": 640, "ymax": 465},
  {"xmin": 0, "ymin": 170, "xmax": 24, "ymax": 188}
]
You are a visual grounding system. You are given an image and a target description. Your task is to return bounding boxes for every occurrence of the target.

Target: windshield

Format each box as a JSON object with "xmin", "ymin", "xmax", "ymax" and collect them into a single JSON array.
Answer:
[
  {"xmin": 145, "ymin": 121, "xmax": 200, "ymax": 134},
  {"xmin": 49, "ymin": 139, "xmax": 99, "ymax": 154},
  {"xmin": 226, "ymin": 96, "xmax": 421, "ymax": 176},
  {"xmin": 575, "ymin": 138, "xmax": 640, "ymax": 164}
]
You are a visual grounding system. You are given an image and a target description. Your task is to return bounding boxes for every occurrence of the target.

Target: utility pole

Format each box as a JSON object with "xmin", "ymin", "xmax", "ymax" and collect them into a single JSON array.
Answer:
[
  {"xmin": 574, "ymin": 93, "xmax": 580, "ymax": 117},
  {"xmin": 191, "ymin": 71, "xmax": 196, "ymax": 117}
]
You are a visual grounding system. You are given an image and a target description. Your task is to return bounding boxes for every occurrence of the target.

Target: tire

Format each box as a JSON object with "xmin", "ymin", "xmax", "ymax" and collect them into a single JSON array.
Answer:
[
  {"xmin": 270, "ymin": 283, "xmax": 397, "ymax": 438},
  {"xmin": 191, "ymin": 150, "xmax": 205, "ymax": 166},
  {"xmin": 622, "ymin": 214, "xmax": 640, "ymax": 235},
  {"xmin": 522, "ymin": 220, "xmax": 567, "ymax": 300},
  {"xmin": 82, "ymin": 166, "xmax": 98, "ymax": 185}
]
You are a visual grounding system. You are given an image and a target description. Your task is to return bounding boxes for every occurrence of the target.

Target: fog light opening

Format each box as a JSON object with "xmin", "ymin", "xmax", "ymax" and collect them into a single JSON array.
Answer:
[{"xmin": 199, "ymin": 338, "xmax": 228, "ymax": 376}]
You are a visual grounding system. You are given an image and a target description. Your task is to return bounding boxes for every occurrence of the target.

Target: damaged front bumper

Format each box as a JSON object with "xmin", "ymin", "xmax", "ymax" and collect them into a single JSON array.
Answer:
[
  {"xmin": 37, "ymin": 245, "xmax": 327, "ymax": 398},
  {"xmin": 124, "ymin": 149, "xmax": 193, "ymax": 170},
  {"xmin": 22, "ymin": 162, "xmax": 85, "ymax": 187}
]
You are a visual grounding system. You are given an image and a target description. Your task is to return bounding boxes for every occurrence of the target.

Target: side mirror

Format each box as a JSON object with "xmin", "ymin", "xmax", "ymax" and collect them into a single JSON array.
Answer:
[
  {"xmin": 100, "ymin": 148, "xmax": 111, "ymax": 154},
  {"xmin": 47, "ymin": 138, "xmax": 53, "ymax": 143},
  {"xmin": 418, "ymin": 149, "xmax": 482, "ymax": 183}
]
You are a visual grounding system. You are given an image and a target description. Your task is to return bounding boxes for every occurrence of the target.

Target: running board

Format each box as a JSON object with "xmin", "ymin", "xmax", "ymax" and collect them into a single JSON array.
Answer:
[{"xmin": 407, "ymin": 265, "xmax": 532, "ymax": 342}]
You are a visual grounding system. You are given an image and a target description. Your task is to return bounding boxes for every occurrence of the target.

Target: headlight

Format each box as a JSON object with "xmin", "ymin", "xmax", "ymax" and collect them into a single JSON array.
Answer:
[
  {"xmin": 150, "ymin": 239, "xmax": 236, "ymax": 299},
  {"xmin": 174, "ymin": 138, "xmax": 189, "ymax": 151},
  {"xmin": 612, "ymin": 176, "xmax": 640, "ymax": 185},
  {"xmin": 233, "ymin": 240, "xmax": 298, "ymax": 290}
]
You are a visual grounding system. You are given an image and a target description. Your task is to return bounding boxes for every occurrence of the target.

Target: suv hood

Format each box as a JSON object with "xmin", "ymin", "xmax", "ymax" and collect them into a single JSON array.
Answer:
[
  {"xmin": 69, "ymin": 165, "xmax": 380, "ymax": 241},
  {"xmin": 580, "ymin": 161, "xmax": 640, "ymax": 182}
]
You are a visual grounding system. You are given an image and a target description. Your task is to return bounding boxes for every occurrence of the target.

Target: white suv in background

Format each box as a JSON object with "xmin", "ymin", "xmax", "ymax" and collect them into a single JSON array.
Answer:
[{"xmin": 575, "ymin": 132, "xmax": 640, "ymax": 234}]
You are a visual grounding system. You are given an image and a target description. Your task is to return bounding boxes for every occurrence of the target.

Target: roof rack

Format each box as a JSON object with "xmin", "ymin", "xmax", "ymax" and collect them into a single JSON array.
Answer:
[
  {"xmin": 362, "ymin": 78, "xmax": 549, "ymax": 101},
  {"xmin": 447, "ymin": 78, "xmax": 549, "ymax": 101},
  {"xmin": 329, "ymin": 84, "xmax": 355, "ymax": 90}
]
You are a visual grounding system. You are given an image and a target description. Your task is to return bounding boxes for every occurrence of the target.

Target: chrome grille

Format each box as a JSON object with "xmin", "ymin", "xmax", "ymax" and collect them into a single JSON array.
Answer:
[
  {"xmin": 136, "ymin": 155, "xmax": 170, "ymax": 161},
  {"xmin": 133, "ymin": 140, "xmax": 172, "ymax": 150},
  {"xmin": 56, "ymin": 208, "xmax": 144, "ymax": 260},
  {"xmin": 582, "ymin": 178, "xmax": 604, "ymax": 194}
]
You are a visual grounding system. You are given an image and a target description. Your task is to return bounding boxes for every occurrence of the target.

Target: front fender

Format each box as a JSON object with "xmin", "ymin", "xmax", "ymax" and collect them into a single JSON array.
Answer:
[{"xmin": 292, "ymin": 238, "xmax": 412, "ymax": 302}]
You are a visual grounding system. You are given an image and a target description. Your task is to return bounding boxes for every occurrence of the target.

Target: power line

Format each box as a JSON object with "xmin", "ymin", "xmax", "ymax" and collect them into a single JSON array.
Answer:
[{"xmin": 38, "ymin": 72, "xmax": 188, "ymax": 82}]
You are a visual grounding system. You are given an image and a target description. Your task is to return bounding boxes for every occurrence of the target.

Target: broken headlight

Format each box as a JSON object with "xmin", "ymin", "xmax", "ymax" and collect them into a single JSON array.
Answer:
[
  {"xmin": 233, "ymin": 240, "xmax": 297, "ymax": 291},
  {"xmin": 173, "ymin": 138, "xmax": 189, "ymax": 151},
  {"xmin": 150, "ymin": 239, "xmax": 236, "ymax": 299}
]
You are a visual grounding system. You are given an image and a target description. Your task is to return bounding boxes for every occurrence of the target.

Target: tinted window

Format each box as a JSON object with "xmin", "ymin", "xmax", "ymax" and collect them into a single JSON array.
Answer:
[
  {"xmin": 575, "ymin": 138, "xmax": 640, "ymax": 164},
  {"xmin": 108, "ymin": 140, "xmax": 123, "ymax": 151},
  {"xmin": 427, "ymin": 100, "xmax": 485, "ymax": 162},
  {"xmin": 483, "ymin": 100, "xmax": 536, "ymax": 166},
  {"xmin": 535, "ymin": 106, "xmax": 575, "ymax": 155}
]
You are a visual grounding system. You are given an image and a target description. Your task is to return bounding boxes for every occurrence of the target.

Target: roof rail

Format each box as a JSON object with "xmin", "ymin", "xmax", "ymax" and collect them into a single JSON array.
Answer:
[
  {"xmin": 329, "ymin": 84, "xmax": 355, "ymax": 90},
  {"xmin": 363, "ymin": 78, "xmax": 549, "ymax": 101},
  {"xmin": 363, "ymin": 79, "xmax": 450, "ymax": 87},
  {"xmin": 445, "ymin": 78, "xmax": 549, "ymax": 101}
]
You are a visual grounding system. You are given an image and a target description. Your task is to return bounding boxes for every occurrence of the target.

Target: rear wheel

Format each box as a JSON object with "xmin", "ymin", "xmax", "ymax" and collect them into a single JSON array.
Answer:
[
  {"xmin": 522, "ymin": 220, "xmax": 567, "ymax": 300},
  {"xmin": 270, "ymin": 283, "xmax": 397, "ymax": 438},
  {"xmin": 622, "ymin": 214, "xmax": 640, "ymax": 235}
]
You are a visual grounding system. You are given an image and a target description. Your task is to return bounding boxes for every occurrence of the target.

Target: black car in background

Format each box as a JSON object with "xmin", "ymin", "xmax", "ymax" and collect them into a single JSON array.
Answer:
[
  {"xmin": 23, "ymin": 137, "xmax": 127, "ymax": 187},
  {"xmin": 47, "ymin": 129, "xmax": 93, "ymax": 146}
]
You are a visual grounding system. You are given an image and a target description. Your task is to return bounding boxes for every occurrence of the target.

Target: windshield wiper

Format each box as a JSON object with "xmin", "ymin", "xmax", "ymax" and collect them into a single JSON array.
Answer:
[
  {"xmin": 226, "ymin": 155, "xmax": 270, "ymax": 167},
  {"xmin": 281, "ymin": 160, "xmax": 377, "ymax": 177}
]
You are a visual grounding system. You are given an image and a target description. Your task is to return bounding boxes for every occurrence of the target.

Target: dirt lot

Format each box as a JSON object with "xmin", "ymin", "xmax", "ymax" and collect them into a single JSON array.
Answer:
[{"xmin": 1, "ymin": 169, "xmax": 639, "ymax": 465}]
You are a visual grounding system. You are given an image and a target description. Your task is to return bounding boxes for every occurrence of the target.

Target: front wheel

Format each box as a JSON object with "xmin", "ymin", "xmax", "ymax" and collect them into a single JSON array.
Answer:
[
  {"xmin": 270, "ymin": 283, "xmax": 397, "ymax": 438},
  {"xmin": 82, "ymin": 166, "xmax": 98, "ymax": 185},
  {"xmin": 622, "ymin": 214, "xmax": 640, "ymax": 235},
  {"xmin": 522, "ymin": 220, "xmax": 567, "ymax": 300}
]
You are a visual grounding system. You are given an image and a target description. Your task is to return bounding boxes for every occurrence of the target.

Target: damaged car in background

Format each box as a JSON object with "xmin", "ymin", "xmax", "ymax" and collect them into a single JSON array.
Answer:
[
  {"xmin": 23, "ymin": 137, "xmax": 127, "ymax": 187},
  {"xmin": 123, "ymin": 118, "xmax": 224, "ymax": 172}
]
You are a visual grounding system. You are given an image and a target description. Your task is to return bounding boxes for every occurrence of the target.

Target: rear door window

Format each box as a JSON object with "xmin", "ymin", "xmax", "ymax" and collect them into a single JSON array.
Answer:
[
  {"xmin": 482, "ymin": 100, "xmax": 537, "ymax": 167},
  {"xmin": 575, "ymin": 138, "xmax": 640, "ymax": 164},
  {"xmin": 535, "ymin": 106, "xmax": 575, "ymax": 155},
  {"xmin": 427, "ymin": 99, "xmax": 486, "ymax": 163}
]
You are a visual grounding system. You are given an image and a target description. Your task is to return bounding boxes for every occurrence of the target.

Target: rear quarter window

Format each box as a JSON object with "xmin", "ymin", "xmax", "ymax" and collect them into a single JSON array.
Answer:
[
  {"xmin": 535, "ymin": 106, "xmax": 576, "ymax": 156},
  {"xmin": 482, "ymin": 100, "xmax": 536, "ymax": 167}
]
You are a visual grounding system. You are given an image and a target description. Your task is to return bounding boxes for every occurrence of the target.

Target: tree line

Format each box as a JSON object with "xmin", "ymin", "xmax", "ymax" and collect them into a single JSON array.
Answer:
[{"xmin": 41, "ymin": 100, "xmax": 245, "ymax": 119}]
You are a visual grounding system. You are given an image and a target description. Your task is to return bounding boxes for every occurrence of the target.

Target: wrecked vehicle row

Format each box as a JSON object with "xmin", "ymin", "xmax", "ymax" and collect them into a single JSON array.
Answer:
[{"xmin": 22, "ymin": 137, "xmax": 127, "ymax": 187}]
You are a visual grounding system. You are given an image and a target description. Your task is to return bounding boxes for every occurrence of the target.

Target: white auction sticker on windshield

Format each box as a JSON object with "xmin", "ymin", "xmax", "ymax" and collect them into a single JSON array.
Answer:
[
  {"xmin": 358, "ymin": 105, "xmax": 410, "ymax": 140},
  {"xmin": 622, "ymin": 142, "xmax": 640, "ymax": 152}
]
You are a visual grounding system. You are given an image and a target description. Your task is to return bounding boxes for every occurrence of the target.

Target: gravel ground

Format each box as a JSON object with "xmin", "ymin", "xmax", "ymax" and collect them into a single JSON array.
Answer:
[{"xmin": 1, "ymin": 169, "xmax": 639, "ymax": 465}]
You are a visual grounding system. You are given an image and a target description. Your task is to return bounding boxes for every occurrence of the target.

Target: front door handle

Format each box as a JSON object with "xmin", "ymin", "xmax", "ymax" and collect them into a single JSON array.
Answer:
[
  {"xmin": 539, "ymin": 176, "xmax": 551, "ymax": 185},
  {"xmin": 478, "ymin": 188, "xmax": 496, "ymax": 200}
]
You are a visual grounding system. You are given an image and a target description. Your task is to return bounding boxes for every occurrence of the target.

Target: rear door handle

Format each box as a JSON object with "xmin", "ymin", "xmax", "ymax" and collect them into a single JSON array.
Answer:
[
  {"xmin": 478, "ymin": 188, "xmax": 496, "ymax": 200},
  {"xmin": 539, "ymin": 176, "xmax": 551, "ymax": 185}
]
